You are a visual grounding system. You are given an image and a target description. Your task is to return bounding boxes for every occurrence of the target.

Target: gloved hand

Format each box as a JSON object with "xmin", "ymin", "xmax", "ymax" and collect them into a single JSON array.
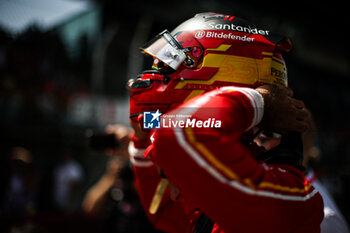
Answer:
[
  {"xmin": 256, "ymin": 85, "xmax": 309, "ymax": 134},
  {"xmin": 130, "ymin": 114, "xmax": 152, "ymax": 149}
]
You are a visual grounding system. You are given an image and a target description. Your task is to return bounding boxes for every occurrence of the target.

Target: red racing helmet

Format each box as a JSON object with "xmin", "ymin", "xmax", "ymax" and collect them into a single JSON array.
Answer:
[{"xmin": 129, "ymin": 12, "xmax": 292, "ymax": 122}]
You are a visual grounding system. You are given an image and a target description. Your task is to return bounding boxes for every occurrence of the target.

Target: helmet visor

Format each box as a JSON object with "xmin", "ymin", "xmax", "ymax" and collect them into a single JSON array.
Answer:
[{"xmin": 141, "ymin": 30, "xmax": 186, "ymax": 70}]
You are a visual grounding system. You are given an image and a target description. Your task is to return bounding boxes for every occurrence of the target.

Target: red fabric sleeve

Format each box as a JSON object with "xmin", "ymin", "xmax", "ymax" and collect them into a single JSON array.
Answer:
[
  {"xmin": 150, "ymin": 87, "xmax": 323, "ymax": 233},
  {"xmin": 129, "ymin": 141, "xmax": 190, "ymax": 233}
]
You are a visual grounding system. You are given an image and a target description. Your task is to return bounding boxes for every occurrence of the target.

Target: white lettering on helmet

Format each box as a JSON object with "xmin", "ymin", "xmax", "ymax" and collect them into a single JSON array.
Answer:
[
  {"xmin": 207, "ymin": 22, "xmax": 269, "ymax": 35},
  {"xmin": 204, "ymin": 31, "xmax": 255, "ymax": 42}
]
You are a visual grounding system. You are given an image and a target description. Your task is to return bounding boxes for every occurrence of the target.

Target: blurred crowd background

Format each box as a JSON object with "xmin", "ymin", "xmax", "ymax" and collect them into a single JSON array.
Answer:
[{"xmin": 0, "ymin": 0, "xmax": 349, "ymax": 232}]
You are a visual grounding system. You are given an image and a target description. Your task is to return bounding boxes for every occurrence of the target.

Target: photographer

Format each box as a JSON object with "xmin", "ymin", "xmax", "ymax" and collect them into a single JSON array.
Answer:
[{"xmin": 83, "ymin": 125, "xmax": 161, "ymax": 233}]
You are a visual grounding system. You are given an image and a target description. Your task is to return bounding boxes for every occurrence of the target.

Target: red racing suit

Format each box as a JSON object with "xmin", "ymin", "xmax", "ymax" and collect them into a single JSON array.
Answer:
[{"xmin": 129, "ymin": 86, "xmax": 324, "ymax": 233}]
